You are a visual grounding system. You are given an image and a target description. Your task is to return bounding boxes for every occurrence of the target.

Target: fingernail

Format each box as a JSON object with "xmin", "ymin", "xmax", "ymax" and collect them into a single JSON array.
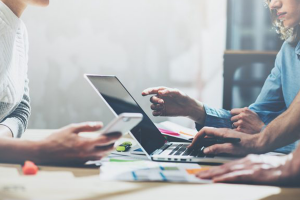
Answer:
[{"xmin": 159, "ymin": 100, "xmax": 164, "ymax": 103}]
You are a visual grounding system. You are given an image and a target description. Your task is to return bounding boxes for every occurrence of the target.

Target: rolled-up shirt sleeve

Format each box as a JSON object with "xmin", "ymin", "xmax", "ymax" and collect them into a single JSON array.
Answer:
[
  {"xmin": 195, "ymin": 104, "xmax": 232, "ymax": 131},
  {"xmin": 196, "ymin": 48, "xmax": 284, "ymax": 131},
  {"xmin": 0, "ymin": 78, "xmax": 31, "ymax": 138}
]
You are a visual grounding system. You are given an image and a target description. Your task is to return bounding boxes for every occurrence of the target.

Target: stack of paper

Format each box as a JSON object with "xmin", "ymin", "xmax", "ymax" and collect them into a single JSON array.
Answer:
[
  {"xmin": 156, "ymin": 121, "xmax": 198, "ymax": 140},
  {"xmin": 99, "ymin": 160, "xmax": 211, "ymax": 183}
]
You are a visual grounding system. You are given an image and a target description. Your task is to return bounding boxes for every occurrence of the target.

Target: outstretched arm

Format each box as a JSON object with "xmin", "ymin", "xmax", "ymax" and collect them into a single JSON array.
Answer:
[
  {"xmin": 196, "ymin": 145, "xmax": 300, "ymax": 186},
  {"xmin": 142, "ymin": 87, "xmax": 206, "ymax": 124},
  {"xmin": 256, "ymin": 89, "xmax": 300, "ymax": 152},
  {"xmin": 0, "ymin": 122, "xmax": 122, "ymax": 165},
  {"xmin": 189, "ymin": 90, "xmax": 300, "ymax": 156},
  {"xmin": 193, "ymin": 91, "xmax": 300, "ymax": 185},
  {"xmin": 142, "ymin": 87, "xmax": 235, "ymax": 128}
]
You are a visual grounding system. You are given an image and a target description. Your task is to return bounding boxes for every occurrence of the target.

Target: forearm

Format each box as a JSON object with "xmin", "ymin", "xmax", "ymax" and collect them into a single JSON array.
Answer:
[
  {"xmin": 0, "ymin": 137, "xmax": 41, "ymax": 164},
  {"xmin": 291, "ymin": 145, "xmax": 300, "ymax": 169},
  {"xmin": 187, "ymin": 99, "xmax": 206, "ymax": 125},
  {"xmin": 256, "ymin": 92, "xmax": 300, "ymax": 153},
  {"xmin": 280, "ymin": 145, "xmax": 300, "ymax": 185}
]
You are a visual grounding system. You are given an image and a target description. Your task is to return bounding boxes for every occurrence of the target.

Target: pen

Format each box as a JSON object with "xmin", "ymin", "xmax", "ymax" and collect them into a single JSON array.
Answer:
[
  {"xmin": 179, "ymin": 131, "xmax": 194, "ymax": 137},
  {"xmin": 189, "ymin": 137, "xmax": 241, "ymax": 145},
  {"xmin": 202, "ymin": 137, "xmax": 241, "ymax": 144}
]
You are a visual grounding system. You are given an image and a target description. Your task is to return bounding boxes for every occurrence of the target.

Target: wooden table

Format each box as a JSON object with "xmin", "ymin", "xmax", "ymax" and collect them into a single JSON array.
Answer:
[{"xmin": 0, "ymin": 129, "xmax": 299, "ymax": 200}]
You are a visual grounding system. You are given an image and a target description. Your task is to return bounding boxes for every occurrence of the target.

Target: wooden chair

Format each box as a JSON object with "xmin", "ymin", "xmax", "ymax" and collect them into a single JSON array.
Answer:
[{"xmin": 222, "ymin": 50, "xmax": 277, "ymax": 110}]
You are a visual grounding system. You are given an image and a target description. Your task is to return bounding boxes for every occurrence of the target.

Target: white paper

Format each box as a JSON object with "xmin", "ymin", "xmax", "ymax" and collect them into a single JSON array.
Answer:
[{"xmin": 99, "ymin": 160, "xmax": 211, "ymax": 184}]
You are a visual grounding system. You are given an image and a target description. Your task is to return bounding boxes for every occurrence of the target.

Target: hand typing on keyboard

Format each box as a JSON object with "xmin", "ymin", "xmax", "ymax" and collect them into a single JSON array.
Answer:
[{"xmin": 188, "ymin": 127, "xmax": 257, "ymax": 156}]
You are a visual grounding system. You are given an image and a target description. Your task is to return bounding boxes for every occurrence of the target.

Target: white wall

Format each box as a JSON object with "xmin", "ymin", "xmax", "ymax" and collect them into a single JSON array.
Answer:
[{"xmin": 23, "ymin": 0, "xmax": 226, "ymax": 129}]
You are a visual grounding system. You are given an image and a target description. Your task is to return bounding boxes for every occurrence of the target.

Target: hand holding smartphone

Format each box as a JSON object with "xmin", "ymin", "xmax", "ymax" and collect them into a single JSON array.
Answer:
[{"xmin": 99, "ymin": 113, "xmax": 143, "ymax": 136}]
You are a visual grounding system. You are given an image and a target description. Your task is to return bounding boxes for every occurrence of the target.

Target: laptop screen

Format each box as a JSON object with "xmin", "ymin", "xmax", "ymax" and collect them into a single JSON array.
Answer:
[{"xmin": 86, "ymin": 75, "xmax": 166, "ymax": 155}]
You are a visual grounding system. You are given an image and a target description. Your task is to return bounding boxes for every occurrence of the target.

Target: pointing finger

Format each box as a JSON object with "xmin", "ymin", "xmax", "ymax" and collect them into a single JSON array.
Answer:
[
  {"xmin": 142, "ymin": 87, "xmax": 167, "ymax": 96},
  {"xmin": 158, "ymin": 88, "xmax": 183, "ymax": 98}
]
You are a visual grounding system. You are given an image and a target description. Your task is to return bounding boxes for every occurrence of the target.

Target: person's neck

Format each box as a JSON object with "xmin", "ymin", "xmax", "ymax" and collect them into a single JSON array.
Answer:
[{"xmin": 1, "ymin": 0, "xmax": 27, "ymax": 18}]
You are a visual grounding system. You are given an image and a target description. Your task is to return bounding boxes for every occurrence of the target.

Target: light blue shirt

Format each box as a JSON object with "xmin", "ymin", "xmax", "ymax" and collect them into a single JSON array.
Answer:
[{"xmin": 197, "ymin": 41, "xmax": 300, "ymax": 154}]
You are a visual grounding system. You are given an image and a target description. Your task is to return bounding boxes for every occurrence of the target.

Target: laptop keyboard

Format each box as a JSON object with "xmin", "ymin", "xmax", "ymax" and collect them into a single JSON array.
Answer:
[{"xmin": 168, "ymin": 144, "xmax": 214, "ymax": 158}]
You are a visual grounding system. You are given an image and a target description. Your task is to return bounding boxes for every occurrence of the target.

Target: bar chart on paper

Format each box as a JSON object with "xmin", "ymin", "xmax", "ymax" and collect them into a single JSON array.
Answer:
[{"xmin": 99, "ymin": 160, "xmax": 211, "ymax": 183}]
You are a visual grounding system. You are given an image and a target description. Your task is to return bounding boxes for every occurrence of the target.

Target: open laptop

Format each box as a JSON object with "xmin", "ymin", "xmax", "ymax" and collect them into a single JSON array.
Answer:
[{"xmin": 85, "ymin": 75, "xmax": 240, "ymax": 164}]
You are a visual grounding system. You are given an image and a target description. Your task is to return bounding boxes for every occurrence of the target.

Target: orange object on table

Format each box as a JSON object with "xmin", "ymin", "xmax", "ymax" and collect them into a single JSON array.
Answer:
[
  {"xmin": 186, "ymin": 167, "xmax": 211, "ymax": 175},
  {"xmin": 22, "ymin": 160, "xmax": 39, "ymax": 175}
]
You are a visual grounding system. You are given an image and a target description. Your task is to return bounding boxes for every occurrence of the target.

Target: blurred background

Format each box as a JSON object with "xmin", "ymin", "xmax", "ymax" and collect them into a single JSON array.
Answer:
[{"xmin": 23, "ymin": 0, "xmax": 282, "ymax": 129}]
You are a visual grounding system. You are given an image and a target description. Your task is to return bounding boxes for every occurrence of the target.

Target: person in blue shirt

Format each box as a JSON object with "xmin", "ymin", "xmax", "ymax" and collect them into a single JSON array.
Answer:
[
  {"xmin": 142, "ymin": 0, "xmax": 300, "ymax": 155},
  {"xmin": 191, "ymin": 90, "xmax": 300, "ymax": 185}
]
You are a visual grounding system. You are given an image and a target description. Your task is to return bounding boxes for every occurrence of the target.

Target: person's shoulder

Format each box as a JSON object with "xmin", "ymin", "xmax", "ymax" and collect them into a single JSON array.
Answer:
[
  {"xmin": 280, "ymin": 40, "xmax": 297, "ymax": 53},
  {"xmin": 276, "ymin": 41, "xmax": 296, "ymax": 62},
  {"xmin": 275, "ymin": 40, "xmax": 299, "ymax": 70},
  {"xmin": 0, "ymin": 1, "xmax": 21, "ymax": 31}
]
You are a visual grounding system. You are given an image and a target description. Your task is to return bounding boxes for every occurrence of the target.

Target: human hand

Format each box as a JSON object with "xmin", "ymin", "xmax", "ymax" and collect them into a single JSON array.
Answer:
[
  {"xmin": 196, "ymin": 154, "xmax": 300, "ymax": 186},
  {"xmin": 231, "ymin": 107, "xmax": 264, "ymax": 134},
  {"xmin": 188, "ymin": 127, "xmax": 261, "ymax": 156},
  {"xmin": 37, "ymin": 122, "xmax": 122, "ymax": 165},
  {"xmin": 142, "ymin": 87, "xmax": 205, "ymax": 124},
  {"xmin": 142, "ymin": 87, "xmax": 192, "ymax": 117}
]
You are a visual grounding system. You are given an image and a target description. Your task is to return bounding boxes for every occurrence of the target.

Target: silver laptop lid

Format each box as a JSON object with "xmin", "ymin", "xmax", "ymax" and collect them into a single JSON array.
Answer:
[{"xmin": 85, "ymin": 75, "xmax": 166, "ymax": 156}]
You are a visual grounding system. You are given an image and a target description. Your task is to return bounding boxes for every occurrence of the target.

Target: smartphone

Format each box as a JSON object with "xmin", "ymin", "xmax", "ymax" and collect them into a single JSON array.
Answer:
[{"xmin": 99, "ymin": 113, "xmax": 143, "ymax": 136}]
